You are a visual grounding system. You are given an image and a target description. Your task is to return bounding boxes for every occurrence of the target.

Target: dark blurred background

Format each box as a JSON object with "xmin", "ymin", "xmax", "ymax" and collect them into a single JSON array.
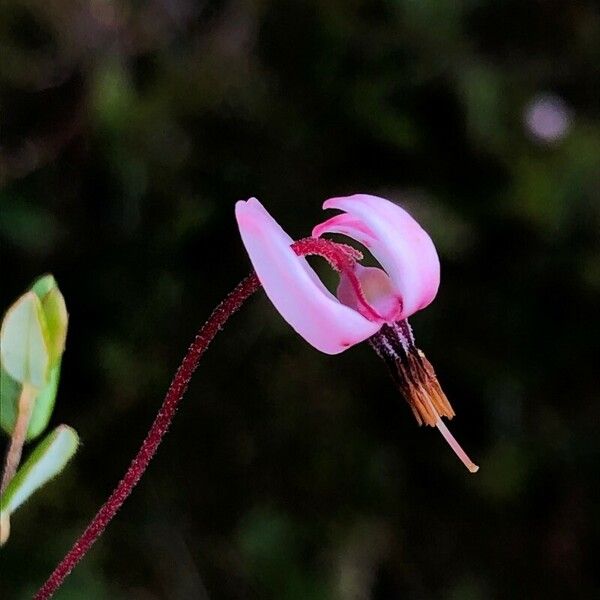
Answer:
[{"xmin": 1, "ymin": 1, "xmax": 599, "ymax": 598}]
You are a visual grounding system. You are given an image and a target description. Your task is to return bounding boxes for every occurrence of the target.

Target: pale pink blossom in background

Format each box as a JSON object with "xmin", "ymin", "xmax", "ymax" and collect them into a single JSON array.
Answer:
[{"xmin": 524, "ymin": 94, "xmax": 571, "ymax": 143}]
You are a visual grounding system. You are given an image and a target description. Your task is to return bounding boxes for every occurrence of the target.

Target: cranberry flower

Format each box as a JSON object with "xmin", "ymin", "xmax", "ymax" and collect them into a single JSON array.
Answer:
[
  {"xmin": 236, "ymin": 194, "xmax": 478, "ymax": 473},
  {"xmin": 35, "ymin": 193, "xmax": 477, "ymax": 600}
]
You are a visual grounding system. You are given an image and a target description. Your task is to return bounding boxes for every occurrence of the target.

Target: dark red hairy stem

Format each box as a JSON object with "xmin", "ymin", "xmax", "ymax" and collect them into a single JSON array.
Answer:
[
  {"xmin": 35, "ymin": 237, "xmax": 357, "ymax": 600},
  {"xmin": 34, "ymin": 273, "xmax": 261, "ymax": 600}
]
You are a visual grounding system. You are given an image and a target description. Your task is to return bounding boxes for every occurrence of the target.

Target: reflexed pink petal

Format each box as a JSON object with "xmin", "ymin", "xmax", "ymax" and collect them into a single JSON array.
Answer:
[
  {"xmin": 313, "ymin": 213, "xmax": 377, "ymax": 246},
  {"xmin": 235, "ymin": 198, "xmax": 380, "ymax": 354},
  {"xmin": 314, "ymin": 194, "xmax": 440, "ymax": 319}
]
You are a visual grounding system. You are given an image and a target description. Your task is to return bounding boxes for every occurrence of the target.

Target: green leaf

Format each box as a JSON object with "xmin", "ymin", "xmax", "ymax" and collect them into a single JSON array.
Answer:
[
  {"xmin": 0, "ymin": 425, "xmax": 79, "ymax": 515},
  {"xmin": 26, "ymin": 362, "xmax": 61, "ymax": 440},
  {"xmin": 40, "ymin": 288, "xmax": 69, "ymax": 364},
  {"xmin": 30, "ymin": 274, "xmax": 57, "ymax": 299},
  {"xmin": 0, "ymin": 292, "xmax": 50, "ymax": 388},
  {"xmin": 0, "ymin": 367, "xmax": 21, "ymax": 437},
  {"xmin": 30, "ymin": 275, "xmax": 69, "ymax": 365},
  {"xmin": 0, "ymin": 363, "xmax": 61, "ymax": 441},
  {"xmin": 0, "ymin": 276, "xmax": 68, "ymax": 441}
]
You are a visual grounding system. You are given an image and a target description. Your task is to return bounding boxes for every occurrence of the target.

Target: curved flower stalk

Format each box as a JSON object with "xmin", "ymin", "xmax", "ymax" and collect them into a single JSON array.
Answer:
[
  {"xmin": 35, "ymin": 194, "xmax": 477, "ymax": 600},
  {"xmin": 236, "ymin": 194, "xmax": 478, "ymax": 473}
]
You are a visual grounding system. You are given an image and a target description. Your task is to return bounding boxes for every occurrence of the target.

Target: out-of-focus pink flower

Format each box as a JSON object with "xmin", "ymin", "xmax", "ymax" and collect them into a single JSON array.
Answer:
[
  {"xmin": 524, "ymin": 94, "xmax": 571, "ymax": 143},
  {"xmin": 236, "ymin": 194, "xmax": 478, "ymax": 473}
]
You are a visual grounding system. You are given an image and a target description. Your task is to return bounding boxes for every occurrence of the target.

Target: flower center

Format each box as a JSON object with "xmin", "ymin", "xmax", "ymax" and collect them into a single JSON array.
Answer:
[
  {"xmin": 291, "ymin": 237, "xmax": 383, "ymax": 321},
  {"xmin": 337, "ymin": 265, "xmax": 403, "ymax": 323}
]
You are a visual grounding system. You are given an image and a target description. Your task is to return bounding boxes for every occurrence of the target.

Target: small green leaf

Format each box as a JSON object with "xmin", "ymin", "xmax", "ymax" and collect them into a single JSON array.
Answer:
[
  {"xmin": 30, "ymin": 275, "xmax": 69, "ymax": 365},
  {"xmin": 0, "ymin": 510, "xmax": 9, "ymax": 545},
  {"xmin": 0, "ymin": 363, "xmax": 61, "ymax": 441},
  {"xmin": 0, "ymin": 367, "xmax": 21, "ymax": 436},
  {"xmin": 1, "ymin": 276, "xmax": 69, "ymax": 441},
  {"xmin": 0, "ymin": 292, "xmax": 50, "ymax": 388},
  {"xmin": 0, "ymin": 425, "xmax": 79, "ymax": 516},
  {"xmin": 30, "ymin": 274, "xmax": 57, "ymax": 299},
  {"xmin": 40, "ymin": 288, "xmax": 68, "ymax": 364},
  {"xmin": 26, "ymin": 362, "xmax": 62, "ymax": 441}
]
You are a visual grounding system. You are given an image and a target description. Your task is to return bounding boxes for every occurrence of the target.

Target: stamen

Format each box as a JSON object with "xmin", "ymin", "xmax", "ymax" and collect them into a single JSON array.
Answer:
[{"xmin": 369, "ymin": 321, "xmax": 479, "ymax": 473}]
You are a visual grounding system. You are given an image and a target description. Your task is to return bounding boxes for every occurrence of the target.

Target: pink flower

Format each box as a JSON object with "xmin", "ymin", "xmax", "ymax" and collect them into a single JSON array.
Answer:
[
  {"xmin": 33, "ymin": 195, "xmax": 477, "ymax": 600},
  {"xmin": 236, "ymin": 194, "xmax": 478, "ymax": 473}
]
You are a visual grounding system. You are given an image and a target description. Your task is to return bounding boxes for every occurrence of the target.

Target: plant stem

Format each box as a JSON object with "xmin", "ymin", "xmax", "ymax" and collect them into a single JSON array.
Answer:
[
  {"xmin": 34, "ymin": 237, "xmax": 357, "ymax": 599},
  {"xmin": 34, "ymin": 273, "xmax": 261, "ymax": 600},
  {"xmin": 1, "ymin": 382, "xmax": 36, "ymax": 495}
]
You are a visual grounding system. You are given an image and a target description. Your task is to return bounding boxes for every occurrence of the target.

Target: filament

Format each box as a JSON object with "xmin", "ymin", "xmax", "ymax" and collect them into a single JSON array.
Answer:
[{"xmin": 435, "ymin": 418, "xmax": 479, "ymax": 473}]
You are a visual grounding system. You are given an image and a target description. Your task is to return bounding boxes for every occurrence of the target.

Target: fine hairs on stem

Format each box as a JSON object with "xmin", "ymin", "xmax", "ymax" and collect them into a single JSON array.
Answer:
[
  {"xmin": 32, "ymin": 273, "xmax": 261, "ymax": 600},
  {"xmin": 34, "ymin": 238, "xmax": 356, "ymax": 600}
]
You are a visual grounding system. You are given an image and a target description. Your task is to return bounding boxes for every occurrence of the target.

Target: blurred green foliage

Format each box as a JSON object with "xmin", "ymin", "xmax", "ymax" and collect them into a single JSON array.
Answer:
[{"xmin": 1, "ymin": 0, "xmax": 599, "ymax": 598}]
